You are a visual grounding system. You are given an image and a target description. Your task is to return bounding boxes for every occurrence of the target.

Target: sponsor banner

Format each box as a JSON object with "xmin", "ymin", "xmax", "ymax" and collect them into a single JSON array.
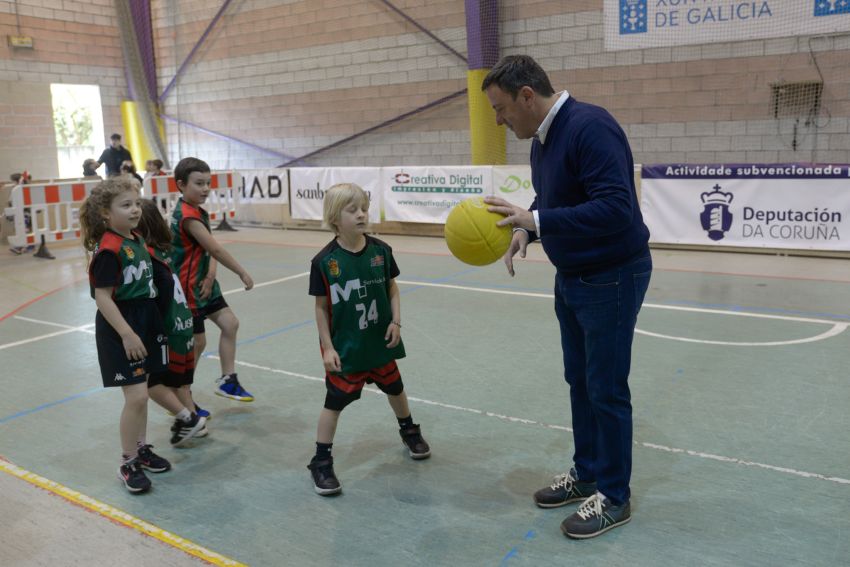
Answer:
[
  {"xmin": 641, "ymin": 163, "xmax": 850, "ymax": 250},
  {"xmin": 382, "ymin": 166, "xmax": 492, "ymax": 224},
  {"xmin": 604, "ymin": 1, "xmax": 850, "ymax": 51},
  {"xmin": 492, "ymin": 165, "xmax": 535, "ymax": 210},
  {"xmin": 289, "ymin": 168, "xmax": 381, "ymax": 223},
  {"xmin": 238, "ymin": 169, "xmax": 288, "ymax": 204}
]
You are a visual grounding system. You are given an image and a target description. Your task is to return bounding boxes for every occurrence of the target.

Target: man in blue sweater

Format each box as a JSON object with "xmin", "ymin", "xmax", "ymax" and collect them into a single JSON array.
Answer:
[{"xmin": 483, "ymin": 55, "xmax": 652, "ymax": 539}]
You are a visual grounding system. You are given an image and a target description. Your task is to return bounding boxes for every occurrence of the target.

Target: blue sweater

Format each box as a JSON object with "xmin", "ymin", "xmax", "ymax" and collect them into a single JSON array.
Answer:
[{"xmin": 529, "ymin": 97, "xmax": 650, "ymax": 274}]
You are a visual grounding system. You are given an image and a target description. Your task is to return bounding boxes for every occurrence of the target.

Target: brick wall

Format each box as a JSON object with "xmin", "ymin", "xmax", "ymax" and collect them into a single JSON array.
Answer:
[{"xmin": 0, "ymin": 0, "xmax": 123, "ymax": 179}]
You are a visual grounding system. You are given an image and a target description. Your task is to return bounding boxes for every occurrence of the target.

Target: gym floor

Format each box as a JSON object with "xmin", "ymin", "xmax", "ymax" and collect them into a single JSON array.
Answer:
[{"xmin": 1, "ymin": 228, "xmax": 848, "ymax": 566}]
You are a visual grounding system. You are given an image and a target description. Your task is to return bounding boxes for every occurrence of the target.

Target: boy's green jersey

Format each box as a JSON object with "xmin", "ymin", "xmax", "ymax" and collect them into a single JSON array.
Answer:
[
  {"xmin": 309, "ymin": 236, "xmax": 405, "ymax": 374},
  {"xmin": 169, "ymin": 197, "xmax": 222, "ymax": 311}
]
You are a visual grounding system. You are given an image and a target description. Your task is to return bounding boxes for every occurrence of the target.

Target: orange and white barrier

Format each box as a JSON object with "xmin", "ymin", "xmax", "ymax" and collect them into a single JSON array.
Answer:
[
  {"xmin": 5, "ymin": 179, "xmax": 101, "ymax": 248},
  {"xmin": 144, "ymin": 171, "xmax": 238, "ymax": 225}
]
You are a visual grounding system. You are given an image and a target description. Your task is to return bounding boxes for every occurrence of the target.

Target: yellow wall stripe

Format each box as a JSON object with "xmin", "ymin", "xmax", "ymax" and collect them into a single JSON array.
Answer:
[
  {"xmin": 466, "ymin": 69, "xmax": 506, "ymax": 165},
  {"xmin": 0, "ymin": 457, "xmax": 247, "ymax": 567}
]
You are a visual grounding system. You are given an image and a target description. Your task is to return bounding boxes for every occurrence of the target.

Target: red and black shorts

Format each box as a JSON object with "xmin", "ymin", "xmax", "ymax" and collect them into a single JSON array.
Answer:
[
  {"xmin": 324, "ymin": 360, "xmax": 404, "ymax": 411},
  {"xmin": 192, "ymin": 295, "xmax": 228, "ymax": 334}
]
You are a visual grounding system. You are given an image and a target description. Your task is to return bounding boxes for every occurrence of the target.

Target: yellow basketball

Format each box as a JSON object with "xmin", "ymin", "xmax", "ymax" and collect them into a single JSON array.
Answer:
[{"xmin": 444, "ymin": 197, "xmax": 512, "ymax": 266}]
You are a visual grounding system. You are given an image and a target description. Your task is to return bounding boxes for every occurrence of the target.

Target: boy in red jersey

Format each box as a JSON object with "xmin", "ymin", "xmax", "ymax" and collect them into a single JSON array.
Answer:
[{"xmin": 169, "ymin": 157, "xmax": 255, "ymax": 403}]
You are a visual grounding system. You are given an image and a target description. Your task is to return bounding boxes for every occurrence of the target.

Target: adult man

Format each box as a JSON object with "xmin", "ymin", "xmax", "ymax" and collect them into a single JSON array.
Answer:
[
  {"xmin": 96, "ymin": 133, "xmax": 133, "ymax": 177},
  {"xmin": 482, "ymin": 55, "xmax": 652, "ymax": 539}
]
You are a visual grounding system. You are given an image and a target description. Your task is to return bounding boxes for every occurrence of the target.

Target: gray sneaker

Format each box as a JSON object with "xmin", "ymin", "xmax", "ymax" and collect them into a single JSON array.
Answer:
[
  {"xmin": 560, "ymin": 493, "xmax": 631, "ymax": 539},
  {"xmin": 533, "ymin": 468, "xmax": 597, "ymax": 508}
]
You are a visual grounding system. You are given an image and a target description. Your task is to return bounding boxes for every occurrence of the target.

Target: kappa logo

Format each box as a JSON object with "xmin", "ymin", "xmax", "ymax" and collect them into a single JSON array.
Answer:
[
  {"xmin": 699, "ymin": 185, "xmax": 734, "ymax": 241},
  {"xmin": 114, "ymin": 373, "xmax": 127, "ymax": 382},
  {"xmin": 814, "ymin": 1, "xmax": 850, "ymax": 17},
  {"xmin": 619, "ymin": 0, "xmax": 647, "ymax": 35}
]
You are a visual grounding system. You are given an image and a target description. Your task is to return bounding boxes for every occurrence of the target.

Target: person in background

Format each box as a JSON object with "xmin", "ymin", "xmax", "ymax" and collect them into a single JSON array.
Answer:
[
  {"xmin": 121, "ymin": 160, "xmax": 143, "ymax": 189},
  {"xmin": 145, "ymin": 159, "xmax": 166, "ymax": 179},
  {"xmin": 83, "ymin": 159, "xmax": 101, "ymax": 179},
  {"xmin": 96, "ymin": 133, "xmax": 133, "ymax": 177}
]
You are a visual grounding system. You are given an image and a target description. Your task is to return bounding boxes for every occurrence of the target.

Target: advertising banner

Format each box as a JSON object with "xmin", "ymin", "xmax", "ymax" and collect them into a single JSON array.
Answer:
[
  {"xmin": 238, "ymin": 169, "xmax": 288, "ymax": 204},
  {"xmin": 492, "ymin": 165, "xmax": 535, "ymax": 210},
  {"xmin": 604, "ymin": 1, "xmax": 850, "ymax": 51},
  {"xmin": 382, "ymin": 166, "xmax": 492, "ymax": 224},
  {"xmin": 641, "ymin": 163, "xmax": 850, "ymax": 251},
  {"xmin": 289, "ymin": 168, "xmax": 381, "ymax": 223}
]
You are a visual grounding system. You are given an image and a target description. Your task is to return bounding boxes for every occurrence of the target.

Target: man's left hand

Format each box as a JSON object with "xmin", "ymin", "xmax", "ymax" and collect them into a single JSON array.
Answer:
[{"xmin": 484, "ymin": 196, "xmax": 535, "ymax": 231}]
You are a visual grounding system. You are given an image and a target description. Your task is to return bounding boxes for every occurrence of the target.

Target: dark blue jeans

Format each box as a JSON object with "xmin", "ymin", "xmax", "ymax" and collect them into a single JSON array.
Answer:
[{"xmin": 554, "ymin": 253, "xmax": 652, "ymax": 505}]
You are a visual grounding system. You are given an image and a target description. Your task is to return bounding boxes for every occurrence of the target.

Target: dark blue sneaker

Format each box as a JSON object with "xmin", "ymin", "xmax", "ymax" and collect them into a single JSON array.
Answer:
[
  {"xmin": 560, "ymin": 493, "xmax": 631, "ymax": 539},
  {"xmin": 194, "ymin": 403, "xmax": 211, "ymax": 420},
  {"xmin": 533, "ymin": 468, "xmax": 597, "ymax": 508},
  {"xmin": 136, "ymin": 444, "xmax": 171, "ymax": 473},
  {"xmin": 118, "ymin": 458, "xmax": 151, "ymax": 493},
  {"xmin": 214, "ymin": 374, "xmax": 254, "ymax": 402}
]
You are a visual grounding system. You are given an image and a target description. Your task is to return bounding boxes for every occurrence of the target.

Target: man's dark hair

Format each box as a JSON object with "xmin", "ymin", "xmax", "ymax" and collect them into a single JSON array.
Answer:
[
  {"xmin": 110, "ymin": 133, "xmax": 121, "ymax": 141},
  {"xmin": 174, "ymin": 157, "xmax": 211, "ymax": 185},
  {"xmin": 481, "ymin": 55, "xmax": 555, "ymax": 99},
  {"xmin": 152, "ymin": 159, "xmax": 164, "ymax": 169}
]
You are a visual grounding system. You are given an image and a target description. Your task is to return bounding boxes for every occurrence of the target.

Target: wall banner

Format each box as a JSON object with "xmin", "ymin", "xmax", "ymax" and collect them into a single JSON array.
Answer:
[
  {"xmin": 289, "ymin": 167, "xmax": 382, "ymax": 223},
  {"xmin": 641, "ymin": 163, "xmax": 850, "ymax": 251},
  {"xmin": 238, "ymin": 169, "xmax": 289, "ymax": 204},
  {"xmin": 604, "ymin": 1, "xmax": 850, "ymax": 51},
  {"xmin": 492, "ymin": 165, "xmax": 535, "ymax": 210},
  {"xmin": 382, "ymin": 166, "xmax": 492, "ymax": 224}
]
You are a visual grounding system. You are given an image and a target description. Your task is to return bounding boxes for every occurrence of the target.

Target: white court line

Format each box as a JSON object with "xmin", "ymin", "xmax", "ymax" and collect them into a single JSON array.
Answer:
[
  {"xmin": 221, "ymin": 356, "xmax": 850, "ymax": 486},
  {"xmin": 0, "ymin": 319, "xmax": 95, "ymax": 350},
  {"xmin": 397, "ymin": 280, "xmax": 848, "ymax": 347},
  {"xmin": 222, "ymin": 272, "xmax": 310, "ymax": 295}
]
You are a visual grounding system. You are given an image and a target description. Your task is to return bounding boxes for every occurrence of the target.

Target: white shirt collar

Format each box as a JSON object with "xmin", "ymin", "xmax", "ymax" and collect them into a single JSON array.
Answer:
[{"xmin": 535, "ymin": 91, "xmax": 570, "ymax": 145}]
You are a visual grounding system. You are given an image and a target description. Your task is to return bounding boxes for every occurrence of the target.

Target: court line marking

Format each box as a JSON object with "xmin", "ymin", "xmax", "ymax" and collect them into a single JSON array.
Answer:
[
  {"xmin": 221, "ymin": 356, "xmax": 850, "ymax": 487},
  {"xmin": 0, "ymin": 458, "xmax": 247, "ymax": 567},
  {"xmin": 395, "ymin": 280, "xmax": 848, "ymax": 346}
]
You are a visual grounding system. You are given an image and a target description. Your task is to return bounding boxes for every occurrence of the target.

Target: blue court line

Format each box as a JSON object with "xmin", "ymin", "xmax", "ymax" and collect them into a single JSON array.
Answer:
[{"xmin": 0, "ymin": 387, "xmax": 103, "ymax": 425}]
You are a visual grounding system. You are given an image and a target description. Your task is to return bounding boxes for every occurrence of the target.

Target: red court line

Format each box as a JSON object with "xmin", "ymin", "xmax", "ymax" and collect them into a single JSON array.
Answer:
[{"xmin": 0, "ymin": 279, "xmax": 85, "ymax": 323}]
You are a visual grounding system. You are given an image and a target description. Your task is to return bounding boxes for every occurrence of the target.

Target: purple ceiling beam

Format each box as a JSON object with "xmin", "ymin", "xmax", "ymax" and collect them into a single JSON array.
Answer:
[
  {"xmin": 159, "ymin": 0, "xmax": 235, "ymax": 104},
  {"xmin": 465, "ymin": 0, "xmax": 498, "ymax": 70}
]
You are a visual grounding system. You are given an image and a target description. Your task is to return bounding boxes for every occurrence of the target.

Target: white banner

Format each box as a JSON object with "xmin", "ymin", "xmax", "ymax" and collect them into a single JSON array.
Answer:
[
  {"xmin": 382, "ymin": 166, "xmax": 492, "ymax": 224},
  {"xmin": 604, "ymin": 1, "xmax": 850, "ymax": 51},
  {"xmin": 238, "ymin": 169, "xmax": 288, "ymax": 204},
  {"xmin": 289, "ymin": 168, "xmax": 381, "ymax": 224},
  {"xmin": 641, "ymin": 163, "xmax": 850, "ymax": 251},
  {"xmin": 492, "ymin": 165, "xmax": 535, "ymax": 210}
]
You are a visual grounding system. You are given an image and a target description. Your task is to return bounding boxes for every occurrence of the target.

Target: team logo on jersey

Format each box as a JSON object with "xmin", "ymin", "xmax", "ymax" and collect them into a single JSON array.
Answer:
[
  {"xmin": 133, "ymin": 367, "xmax": 145, "ymax": 377},
  {"xmin": 123, "ymin": 245, "xmax": 135, "ymax": 260},
  {"xmin": 370, "ymin": 254, "xmax": 384, "ymax": 267},
  {"xmin": 328, "ymin": 259, "xmax": 340, "ymax": 277}
]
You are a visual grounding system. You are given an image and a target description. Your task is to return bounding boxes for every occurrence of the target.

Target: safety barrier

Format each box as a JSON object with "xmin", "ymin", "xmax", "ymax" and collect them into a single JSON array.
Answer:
[
  {"xmin": 143, "ymin": 171, "xmax": 238, "ymax": 230},
  {"xmin": 3, "ymin": 171, "xmax": 238, "ymax": 257},
  {"xmin": 5, "ymin": 179, "xmax": 101, "ymax": 250}
]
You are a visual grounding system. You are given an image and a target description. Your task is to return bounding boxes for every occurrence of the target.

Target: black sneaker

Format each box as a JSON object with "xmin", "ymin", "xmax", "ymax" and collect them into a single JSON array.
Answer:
[
  {"xmin": 136, "ymin": 444, "xmax": 171, "ymax": 473},
  {"xmin": 533, "ymin": 468, "xmax": 597, "ymax": 508},
  {"xmin": 307, "ymin": 456, "xmax": 342, "ymax": 496},
  {"xmin": 399, "ymin": 424, "xmax": 431, "ymax": 460},
  {"xmin": 170, "ymin": 414, "xmax": 207, "ymax": 447},
  {"xmin": 118, "ymin": 458, "xmax": 151, "ymax": 493},
  {"xmin": 560, "ymin": 493, "xmax": 631, "ymax": 539}
]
